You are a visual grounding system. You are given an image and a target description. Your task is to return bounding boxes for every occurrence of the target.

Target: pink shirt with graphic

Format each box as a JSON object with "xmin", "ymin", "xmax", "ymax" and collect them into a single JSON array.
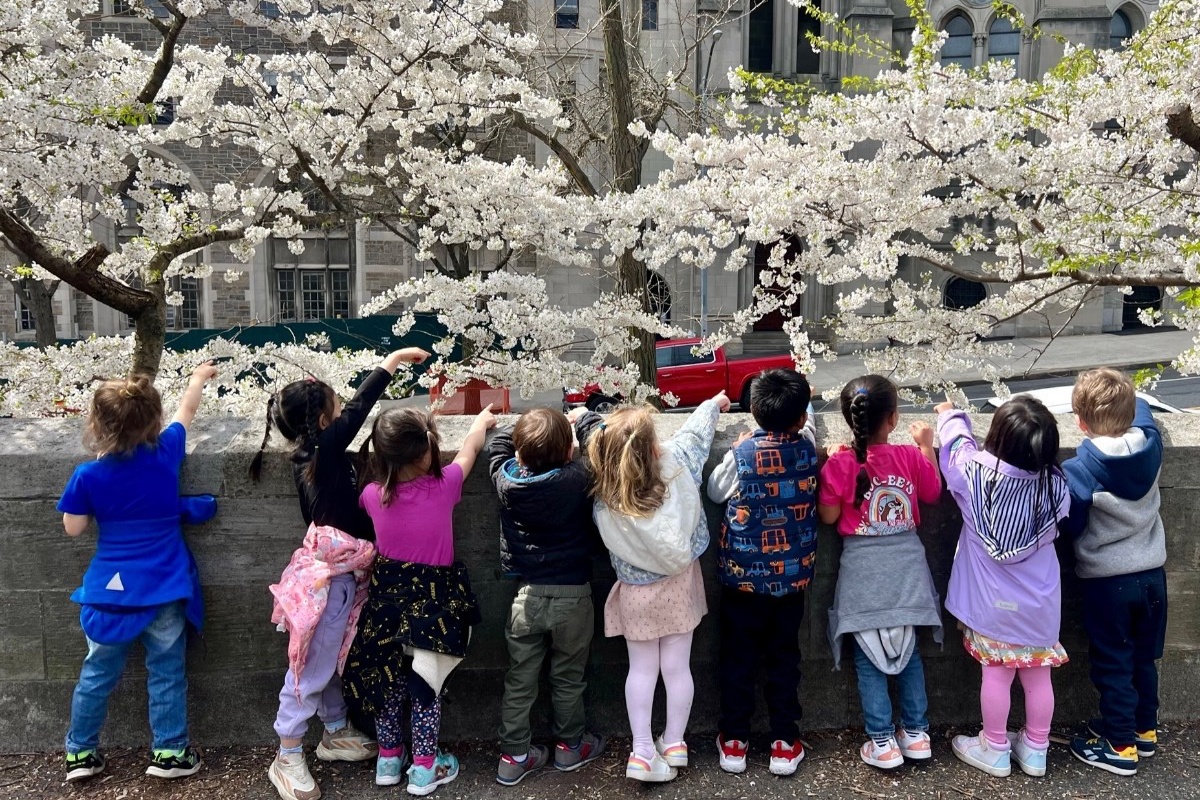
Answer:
[
  {"xmin": 360, "ymin": 462, "xmax": 465, "ymax": 566},
  {"xmin": 818, "ymin": 443, "xmax": 941, "ymax": 537}
]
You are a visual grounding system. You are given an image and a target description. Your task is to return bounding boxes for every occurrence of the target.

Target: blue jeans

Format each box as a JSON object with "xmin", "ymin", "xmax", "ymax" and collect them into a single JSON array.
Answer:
[
  {"xmin": 852, "ymin": 640, "xmax": 929, "ymax": 739},
  {"xmin": 66, "ymin": 602, "xmax": 189, "ymax": 753}
]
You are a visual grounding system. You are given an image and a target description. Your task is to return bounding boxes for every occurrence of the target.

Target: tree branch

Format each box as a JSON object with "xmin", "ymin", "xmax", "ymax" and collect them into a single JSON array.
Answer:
[
  {"xmin": 511, "ymin": 114, "xmax": 598, "ymax": 197},
  {"xmin": 1167, "ymin": 105, "xmax": 1200, "ymax": 155}
]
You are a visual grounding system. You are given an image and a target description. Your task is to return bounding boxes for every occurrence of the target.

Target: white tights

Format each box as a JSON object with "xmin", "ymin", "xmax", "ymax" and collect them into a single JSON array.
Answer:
[{"xmin": 625, "ymin": 631, "xmax": 695, "ymax": 759}]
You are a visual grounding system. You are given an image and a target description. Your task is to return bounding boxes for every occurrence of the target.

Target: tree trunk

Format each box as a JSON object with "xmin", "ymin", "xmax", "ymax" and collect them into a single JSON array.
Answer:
[
  {"xmin": 131, "ymin": 279, "xmax": 167, "ymax": 377},
  {"xmin": 15, "ymin": 277, "xmax": 59, "ymax": 348},
  {"xmin": 601, "ymin": 0, "xmax": 658, "ymax": 396}
]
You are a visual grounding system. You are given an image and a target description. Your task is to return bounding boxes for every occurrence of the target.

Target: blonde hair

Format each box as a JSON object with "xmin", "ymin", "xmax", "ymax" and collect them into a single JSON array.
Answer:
[
  {"xmin": 585, "ymin": 406, "xmax": 665, "ymax": 517},
  {"xmin": 1072, "ymin": 367, "xmax": 1136, "ymax": 436},
  {"xmin": 84, "ymin": 374, "xmax": 163, "ymax": 455}
]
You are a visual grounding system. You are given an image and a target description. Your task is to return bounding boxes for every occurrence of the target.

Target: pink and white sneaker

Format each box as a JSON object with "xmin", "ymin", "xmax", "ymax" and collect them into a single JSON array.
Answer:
[
  {"xmin": 898, "ymin": 729, "xmax": 932, "ymax": 760},
  {"xmin": 860, "ymin": 736, "xmax": 904, "ymax": 769}
]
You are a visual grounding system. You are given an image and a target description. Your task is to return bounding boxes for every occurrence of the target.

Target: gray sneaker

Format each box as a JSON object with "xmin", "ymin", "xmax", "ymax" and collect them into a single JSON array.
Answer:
[
  {"xmin": 496, "ymin": 745, "xmax": 549, "ymax": 786},
  {"xmin": 554, "ymin": 732, "xmax": 607, "ymax": 772}
]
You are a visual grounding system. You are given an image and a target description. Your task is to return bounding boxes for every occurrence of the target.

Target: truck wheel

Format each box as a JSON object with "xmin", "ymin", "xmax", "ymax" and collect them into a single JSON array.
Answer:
[
  {"xmin": 586, "ymin": 394, "xmax": 620, "ymax": 414},
  {"xmin": 740, "ymin": 384, "xmax": 753, "ymax": 413}
]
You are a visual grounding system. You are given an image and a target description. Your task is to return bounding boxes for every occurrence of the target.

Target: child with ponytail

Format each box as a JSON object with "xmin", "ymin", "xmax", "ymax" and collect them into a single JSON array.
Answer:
[
  {"xmin": 346, "ymin": 404, "xmax": 494, "ymax": 795},
  {"xmin": 250, "ymin": 347, "xmax": 429, "ymax": 800},
  {"xmin": 572, "ymin": 390, "xmax": 730, "ymax": 783},
  {"xmin": 818, "ymin": 375, "xmax": 943, "ymax": 770},
  {"xmin": 60, "ymin": 363, "xmax": 217, "ymax": 783}
]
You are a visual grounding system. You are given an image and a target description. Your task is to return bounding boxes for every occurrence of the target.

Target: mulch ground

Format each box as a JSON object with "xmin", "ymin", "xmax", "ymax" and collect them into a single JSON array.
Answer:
[{"xmin": 4, "ymin": 723, "xmax": 1198, "ymax": 800}]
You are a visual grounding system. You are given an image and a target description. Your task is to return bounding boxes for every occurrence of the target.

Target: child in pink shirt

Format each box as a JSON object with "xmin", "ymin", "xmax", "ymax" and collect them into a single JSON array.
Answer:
[
  {"xmin": 348, "ymin": 405, "xmax": 495, "ymax": 796},
  {"xmin": 818, "ymin": 375, "xmax": 942, "ymax": 771}
]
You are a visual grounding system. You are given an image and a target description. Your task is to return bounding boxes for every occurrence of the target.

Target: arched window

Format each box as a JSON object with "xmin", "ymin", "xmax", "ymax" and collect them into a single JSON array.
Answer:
[
  {"xmin": 940, "ymin": 15, "xmax": 974, "ymax": 69},
  {"xmin": 943, "ymin": 277, "xmax": 987, "ymax": 310},
  {"xmin": 988, "ymin": 18, "xmax": 1020, "ymax": 71},
  {"xmin": 1110, "ymin": 10, "xmax": 1133, "ymax": 50}
]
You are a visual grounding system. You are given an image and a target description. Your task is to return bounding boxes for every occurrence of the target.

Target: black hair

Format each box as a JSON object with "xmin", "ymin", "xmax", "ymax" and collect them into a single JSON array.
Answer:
[
  {"xmin": 981, "ymin": 395, "xmax": 1062, "ymax": 537},
  {"xmin": 839, "ymin": 374, "xmax": 899, "ymax": 507},
  {"xmin": 750, "ymin": 369, "xmax": 812, "ymax": 432},
  {"xmin": 248, "ymin": 378, "xmax": 336, "ymax": 485},
  {"xmin": 358, "ymin": 408, "xmax": 442, "ymax": 506},
  {"xmin": 984, "ymin": 395, "xmax": 1060, "ymax": 472}
]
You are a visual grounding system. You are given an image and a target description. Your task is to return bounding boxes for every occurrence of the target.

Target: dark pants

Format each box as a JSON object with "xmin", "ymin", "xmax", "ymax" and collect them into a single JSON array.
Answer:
[
  {"xmin": 717, "ymin": 587, "xmax": 805, "ymax": 742},
  {"xmin": 1080, "ymin": 567, "xmax": 1168, "ymax": 745}
]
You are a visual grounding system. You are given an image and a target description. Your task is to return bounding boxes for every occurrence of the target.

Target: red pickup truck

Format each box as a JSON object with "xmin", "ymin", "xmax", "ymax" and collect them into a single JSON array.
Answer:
[{"xmin": 563, "ymin": 338, "xmax": 798, "ymax": 412}]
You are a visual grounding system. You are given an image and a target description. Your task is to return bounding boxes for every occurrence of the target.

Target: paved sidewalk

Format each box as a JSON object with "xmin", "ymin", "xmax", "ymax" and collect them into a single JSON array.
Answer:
[{"xmin": 7, "ymin": 723, "xmax": 1198, "ymax": 800}]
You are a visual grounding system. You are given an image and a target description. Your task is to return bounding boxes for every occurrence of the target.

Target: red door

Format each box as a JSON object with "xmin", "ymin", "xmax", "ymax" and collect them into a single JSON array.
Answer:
[{"xmin": 751, "ymin": 240, "xmax": 804, "ymax": 332}]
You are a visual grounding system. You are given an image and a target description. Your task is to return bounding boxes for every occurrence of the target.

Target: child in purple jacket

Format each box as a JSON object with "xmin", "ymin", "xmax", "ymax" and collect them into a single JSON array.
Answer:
[{"xmin": 936, "ymin": 397, "xmax": 1070, "ymax": 780}]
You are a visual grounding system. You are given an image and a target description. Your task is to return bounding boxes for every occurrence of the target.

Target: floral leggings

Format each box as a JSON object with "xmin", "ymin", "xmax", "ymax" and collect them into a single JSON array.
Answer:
[{"xmin": 375, "ymin": 666, "xmax": 440, "ymax": 766}]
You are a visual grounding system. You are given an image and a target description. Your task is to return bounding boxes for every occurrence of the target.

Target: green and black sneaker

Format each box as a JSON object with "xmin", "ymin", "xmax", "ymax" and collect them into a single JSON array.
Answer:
[
  {"xmin": 65, "ymin": 750, "xmax": 105, "ymax": 782},
  {"xmin": 145, "ymin": 746, "xmax": 202, "ymax": 779}
]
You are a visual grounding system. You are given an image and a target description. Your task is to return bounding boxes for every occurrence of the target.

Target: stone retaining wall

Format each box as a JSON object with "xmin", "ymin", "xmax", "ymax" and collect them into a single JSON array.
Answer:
[{"xmin": 1, "ymin": 413, "xmax": 1197, "ymax": 751}]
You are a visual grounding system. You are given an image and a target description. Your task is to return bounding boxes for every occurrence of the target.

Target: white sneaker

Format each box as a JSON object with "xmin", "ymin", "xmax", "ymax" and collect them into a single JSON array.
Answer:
[
  {"xmin": 897, "ymin": 729, "xmax": 932, "ymax": 760},
  {"xmin": 315, "ymin": 724, "xmax": 377, "ymax": 762},
  {"xmin": 268, "ymin": 752, "xmax": 321, "ymax": 800},
  {"xmin": 654, "ymin": 736, "xmax": 689, "ymax": 767},
  {"xmin": 625, "ymin": 752, "xmax": 677, "ymax": 782},
  {"xmin": 1007, "ymin": 729, "xmax": 1048, "ymax": 777},
  {"xmin": 716, "ymin": 735, "xmax": 748, "ymax": 774},
  {"xmin": 952, "ymin": 733, "xmax": 1011, "ymax": 778},
  {"xmin": 860, "ymin": 736, "xmax": 904, "ymax": 770}
]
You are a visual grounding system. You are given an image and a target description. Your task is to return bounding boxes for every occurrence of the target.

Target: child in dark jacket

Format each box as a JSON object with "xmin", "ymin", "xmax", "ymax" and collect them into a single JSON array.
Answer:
[
  {"xmin": 1061, "ymin": 368, "xmax": 1168, "ymax": 777},
  {"xmin": 489, "ymin": 408, "xmax": 606, "ymax": 785},
  {"xmin": 705, "ymin": 369, "xmax": 818, "ymax": 776}
]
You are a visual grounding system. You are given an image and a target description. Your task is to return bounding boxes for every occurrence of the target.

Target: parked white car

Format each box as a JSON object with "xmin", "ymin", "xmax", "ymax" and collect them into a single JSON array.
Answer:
[{"xmin": 983, "ymin": 386, "xmax": 1189, "ymax": 414}]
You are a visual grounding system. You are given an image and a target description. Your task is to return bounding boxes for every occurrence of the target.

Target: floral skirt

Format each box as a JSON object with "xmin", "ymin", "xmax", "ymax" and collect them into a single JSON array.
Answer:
[{"xmin": 962, "ymin": 627, "xmax": 1069, "ymax": 668}]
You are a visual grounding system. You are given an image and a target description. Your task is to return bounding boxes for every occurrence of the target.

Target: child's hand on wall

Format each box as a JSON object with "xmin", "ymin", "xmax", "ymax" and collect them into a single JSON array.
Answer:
[
  {"xmin": 714, "ymin": 390, "xmax": 732, "ymax": 413},
  {"xmin": 825, "ymin": 442, "xmax": 850, "ymax": 456},
  {"xmin": 934, "ymin": 401, "xmax": 955, "ymax": 414},
  {"xmin": 566, "ymin": 407, "xmax": 589, "ymax": 423}
]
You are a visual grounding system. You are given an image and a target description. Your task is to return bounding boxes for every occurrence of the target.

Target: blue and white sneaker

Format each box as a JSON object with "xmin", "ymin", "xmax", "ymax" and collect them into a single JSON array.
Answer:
[
  {"xmin": 406, "ymin": 751, "xmax": 459, "ymax": 796},
  {"xmin": 377, "ymin": 754, "xmax": 404, "ymax": 786},
  {"xmin": 951, "ymin": 733, "xmax": 1011, "ymax": 777},
  {"xmin": 1007, "ymin": 729, "xmax": 1048, "ymax": 777},
  {"xmin": 1070, "ymin": 736, "xmax": 1137, "ymax": 776}
]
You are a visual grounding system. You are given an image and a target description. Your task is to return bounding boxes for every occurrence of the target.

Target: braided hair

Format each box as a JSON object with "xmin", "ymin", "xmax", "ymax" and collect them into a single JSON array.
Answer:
[
  {"xmin": 247, "ymin": 378, "xmax": 336, "ymax": 485},
  {"xmin": 838, "ymin": 375, "xmax": 899, "ymax": 508}
]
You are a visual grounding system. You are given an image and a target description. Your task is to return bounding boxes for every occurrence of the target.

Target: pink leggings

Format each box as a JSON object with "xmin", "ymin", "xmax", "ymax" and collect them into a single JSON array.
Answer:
[
  {"xmin": 981, "ymin": 665, "xmax": 1054, "ymax": 748},
  {"xmin": 625, "ymin": 632, "xmax": 694, "ymax": 760}
]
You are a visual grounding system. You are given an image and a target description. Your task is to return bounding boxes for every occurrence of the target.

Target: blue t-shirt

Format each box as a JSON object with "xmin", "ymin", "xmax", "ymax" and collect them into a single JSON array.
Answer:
[
  {"xmin": 58, "ymin": 422, "xmax": 204, "ymax": 642},
  {"xmin": 58, "ymin": 422, "xmax": 187, "ymax": 523}
]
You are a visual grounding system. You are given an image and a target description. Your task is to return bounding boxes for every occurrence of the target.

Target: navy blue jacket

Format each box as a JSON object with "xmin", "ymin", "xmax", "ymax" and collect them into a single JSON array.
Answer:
[
  {"xmin": 488, "ymin": 427, "xmax": 597, "ymax": 585},
  {"xmin": 1061, "ymin": 398, "xmax": 1166, "ymax": 579}
]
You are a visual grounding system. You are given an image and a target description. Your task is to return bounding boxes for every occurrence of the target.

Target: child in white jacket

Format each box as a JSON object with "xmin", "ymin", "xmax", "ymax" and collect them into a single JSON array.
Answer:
[{"xmin": 572, "ymin": 391, "xmax": 730, "ymax": 783}]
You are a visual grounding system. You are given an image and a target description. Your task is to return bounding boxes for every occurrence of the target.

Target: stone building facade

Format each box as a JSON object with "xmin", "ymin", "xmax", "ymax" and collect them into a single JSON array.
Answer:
[{"xmin": 1, "ymin": 0, "xmax": 1163, "ymax": 353}]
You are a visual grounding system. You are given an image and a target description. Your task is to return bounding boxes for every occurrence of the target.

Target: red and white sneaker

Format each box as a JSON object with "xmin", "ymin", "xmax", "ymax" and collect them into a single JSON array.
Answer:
[
  {"xmin": 769, "ymin": 739, "xmax": 806, "ymax": 776},
  {"xmin": 716, "ymin": 735, "xmax": 748, "ymax": 774}
]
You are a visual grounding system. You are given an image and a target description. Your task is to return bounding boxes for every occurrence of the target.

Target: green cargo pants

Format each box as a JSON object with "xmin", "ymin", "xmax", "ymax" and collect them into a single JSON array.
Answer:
[{"xmin": 498, "ymin": 583, "xmax": 594, "ymax": 755}]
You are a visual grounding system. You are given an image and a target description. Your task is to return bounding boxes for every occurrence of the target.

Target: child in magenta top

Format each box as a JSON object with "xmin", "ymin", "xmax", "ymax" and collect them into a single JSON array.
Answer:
[
  {"xmin": 348, "ymin": 404, "xmax": 495, "ymax": 796},
  {"xmin": 818, "ymin": 375, "xmax": 942, "ymax": 771}
]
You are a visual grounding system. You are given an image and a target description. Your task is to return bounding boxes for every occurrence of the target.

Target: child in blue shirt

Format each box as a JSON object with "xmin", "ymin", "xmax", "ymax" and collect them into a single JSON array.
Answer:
[{"xmin": 58, "ymin": 362, "xmax": 217, "ymax": 783}]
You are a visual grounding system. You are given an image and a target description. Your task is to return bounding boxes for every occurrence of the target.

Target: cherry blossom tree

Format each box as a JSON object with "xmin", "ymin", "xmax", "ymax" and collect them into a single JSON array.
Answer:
[{"xmin": 613, "ymin": 0, "xmax": 1200, "ymax": 397}]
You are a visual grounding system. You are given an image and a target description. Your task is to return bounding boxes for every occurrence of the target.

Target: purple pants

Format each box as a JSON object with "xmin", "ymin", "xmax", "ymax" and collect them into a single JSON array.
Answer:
[{"xmin": 273, "ymin": 573, "xmax": 355, "ymax": 740}]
